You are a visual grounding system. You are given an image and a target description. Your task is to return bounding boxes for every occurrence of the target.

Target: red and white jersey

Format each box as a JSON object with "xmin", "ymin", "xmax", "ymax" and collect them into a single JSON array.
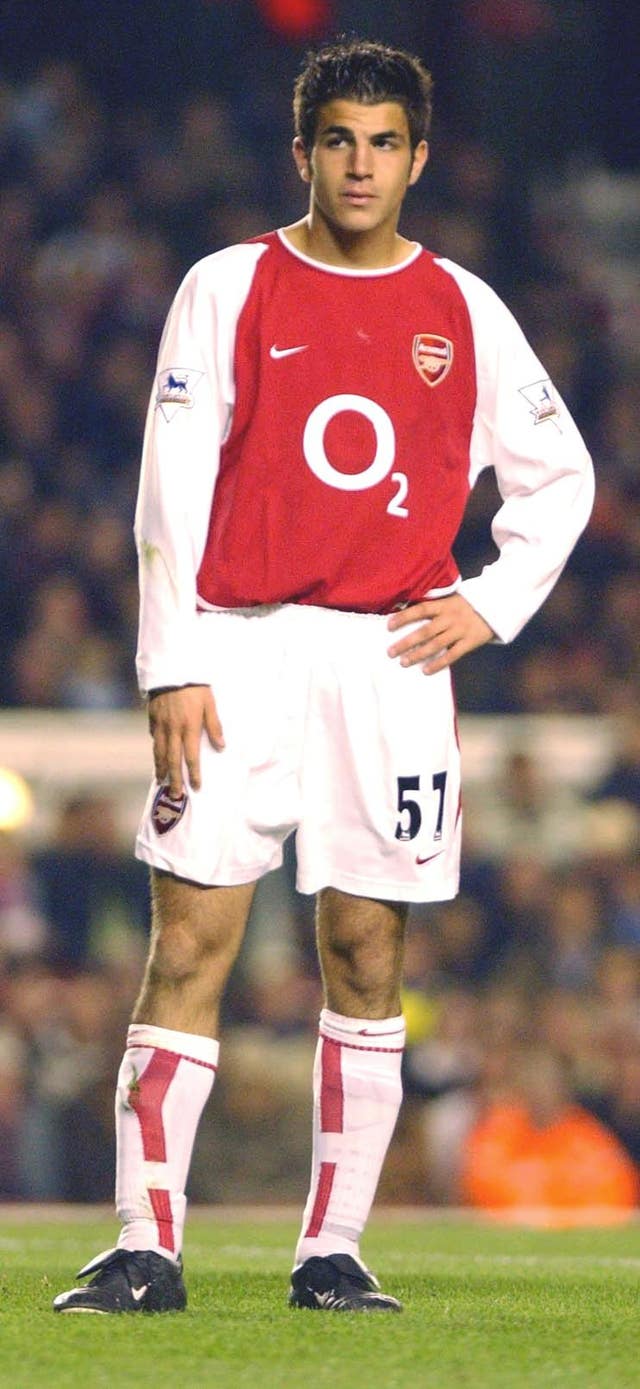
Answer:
[{"xmin": 135, "ymin": 231, "xmax": 594, "ymax": 693}]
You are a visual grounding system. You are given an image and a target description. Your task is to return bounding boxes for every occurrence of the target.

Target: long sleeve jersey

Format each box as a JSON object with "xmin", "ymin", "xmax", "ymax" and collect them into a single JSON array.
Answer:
[{"xmin": 134, "ymin": 230, "xmax": 594, "ymax": 694}]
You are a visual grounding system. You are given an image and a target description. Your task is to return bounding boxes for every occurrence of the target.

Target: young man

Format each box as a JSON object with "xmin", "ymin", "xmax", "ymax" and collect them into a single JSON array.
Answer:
[{"xmin": 54, "ymin": 39, "xmax": 594, "ymax": 1314}]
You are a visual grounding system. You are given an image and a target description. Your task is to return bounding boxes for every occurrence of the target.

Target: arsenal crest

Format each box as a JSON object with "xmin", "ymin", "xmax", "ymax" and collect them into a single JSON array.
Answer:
[
  {"xmin": 151, "ymin": 785, "xmax": 188, "ymax": 836},
  {"xmin": 412, "ymin": 334, "xmax": 453, "ymax": 387}
]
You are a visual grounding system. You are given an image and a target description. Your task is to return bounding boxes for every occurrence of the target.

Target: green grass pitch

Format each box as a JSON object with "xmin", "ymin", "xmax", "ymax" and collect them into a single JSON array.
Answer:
[{"xmin": 1, "ymin": 1208, "xmax": 639, "ymax": 1388}]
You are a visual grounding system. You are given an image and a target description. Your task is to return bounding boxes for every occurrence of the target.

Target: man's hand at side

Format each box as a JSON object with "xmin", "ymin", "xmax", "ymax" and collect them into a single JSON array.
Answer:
[
  {"xmin": 147, "ymin": 684, "xmax": 224, "ymax": 798},
  {"xmin": 387, "ymin": 594, "xmax": 494, "ymax": 674}
]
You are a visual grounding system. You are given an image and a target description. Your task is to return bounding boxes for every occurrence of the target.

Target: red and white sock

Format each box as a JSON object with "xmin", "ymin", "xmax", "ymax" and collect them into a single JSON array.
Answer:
[
  {"xmin": 295, "ymin": 1008, "xmax": 405, "ymax": 1268},
  {"xmin": 115, "ymin": 1023, "xmax": 218, "ymax": 1261}
]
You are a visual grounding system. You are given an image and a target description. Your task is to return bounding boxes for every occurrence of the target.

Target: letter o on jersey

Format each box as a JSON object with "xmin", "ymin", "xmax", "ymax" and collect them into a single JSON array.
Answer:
[{"xmin": 303, "ymin": 393, "xmax": 395, "ymax": 491}]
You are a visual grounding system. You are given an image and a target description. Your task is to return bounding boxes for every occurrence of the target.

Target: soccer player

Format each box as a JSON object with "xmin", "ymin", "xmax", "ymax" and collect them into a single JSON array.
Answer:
[{"xmin": 54, "ymin": 38, "xmax": 594, "ymax": 1314}]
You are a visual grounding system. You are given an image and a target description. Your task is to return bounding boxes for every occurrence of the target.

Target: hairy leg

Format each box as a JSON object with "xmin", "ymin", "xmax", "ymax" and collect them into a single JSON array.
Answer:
[
  {"xmin": 132, "ymin": 870, "xmax": 256, "ymax": 1037},
  {"xmin": 316, "ymin": 886, "xmax": 408, "ymax": 1018},
  {"xmin": 103, "ymin": 871, "xmax": 256, "ymax": 1260}
]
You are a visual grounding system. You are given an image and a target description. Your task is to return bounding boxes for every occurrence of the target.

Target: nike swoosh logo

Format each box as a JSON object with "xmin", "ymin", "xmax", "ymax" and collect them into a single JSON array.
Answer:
[
  {"xmin": 314, "ymin": 1290, "xmax": 335, "ymax": 1307},
  {"xmin": 131, "ymin": 1284, "xmax": 148, "ymax": 1304},
  {"xmin": 416, "ymin": 850, "xmax": 444, "ymax": 866},
  {"xmin": 357, "ymin": 1027, "xmax": 403, "ymax": 1036},
  {"xmin": 269, "ymin": 344, "xmax": 308, "ymax": 359}
]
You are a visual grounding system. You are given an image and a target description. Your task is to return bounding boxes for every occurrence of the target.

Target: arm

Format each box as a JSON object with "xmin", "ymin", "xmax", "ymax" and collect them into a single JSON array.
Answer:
[
  {"xmin": 135, "ymin": 262, "xmax": 227, "ymax": 790},
  {"xmin": 134, "ymin": 260, "xmax": 226, "ymax": 696},
  {"xmin": 388, "ymin": 262, "xmax": 594, "ymax": 672},
  {"xmin": 134, "ymin": 243, "xmax": 267, "ymax": 787}
]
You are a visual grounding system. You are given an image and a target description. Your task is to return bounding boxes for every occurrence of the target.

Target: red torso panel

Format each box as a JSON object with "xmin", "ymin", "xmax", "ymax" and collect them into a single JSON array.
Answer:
[{"xmin": 197, "ymin": 233, "xmax": 477, "ymax": 613}]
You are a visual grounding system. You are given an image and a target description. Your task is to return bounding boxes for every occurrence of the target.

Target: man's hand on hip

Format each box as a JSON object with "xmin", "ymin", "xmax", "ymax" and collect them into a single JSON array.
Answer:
[{"xmin": 387, "ymin": 594, "xmax": 494, "ymax": 674}]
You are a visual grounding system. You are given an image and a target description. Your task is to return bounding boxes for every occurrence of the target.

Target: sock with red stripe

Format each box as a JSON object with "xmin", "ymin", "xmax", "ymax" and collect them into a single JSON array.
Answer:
[
  {"xmin": 294, "ymin": 1008, "xmax": 405, "ymax": 1268},
  {"xmin": 115, "ymin": 1023, "xmax": 218, "ymax": 1261}
]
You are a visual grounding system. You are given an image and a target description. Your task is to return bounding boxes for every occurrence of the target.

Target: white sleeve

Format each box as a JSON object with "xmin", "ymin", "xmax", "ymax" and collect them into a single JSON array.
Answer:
[
  {"xmin": 134, "ymin": 243, "xmax": 266, "ymax": 694},
  {"xmin": 438, "ymin": 259, "xmax": 595, "ymax": 643}
]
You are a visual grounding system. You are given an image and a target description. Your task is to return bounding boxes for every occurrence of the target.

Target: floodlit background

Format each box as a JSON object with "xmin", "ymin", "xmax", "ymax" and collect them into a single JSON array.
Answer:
[{"xmin": 0, "ymin": 0, "xmax": 639, "ymax": 1216}]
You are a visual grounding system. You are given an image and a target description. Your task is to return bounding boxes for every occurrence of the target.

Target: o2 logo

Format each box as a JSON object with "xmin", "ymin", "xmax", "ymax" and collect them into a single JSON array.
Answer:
[{"xmin": 302, "ymin": 393, "xmax": 409, "ymax": 517}]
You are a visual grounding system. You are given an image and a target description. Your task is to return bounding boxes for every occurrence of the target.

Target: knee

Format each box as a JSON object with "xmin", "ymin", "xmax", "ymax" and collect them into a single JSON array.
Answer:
[
  {"xmin": 326, "ymin": 921, "xmax": 379, "ymax": 977},
  {"xmin": 340, "ymin": 939, "xmax": 391, "ymax": 999},
  {"xmin": 321, "ymin": 922, "xmax": 399, "ymax": 1014},
  {"xmin": 318, "ymin": 891, "xmax": 407, "ymax": 1015},
  {"xmin": 322, "ymin": 907, "xmax": 404, "ymax": 981},
  {"xmin": 147, "ymin": 918, "xmax": 210, "ymax": 989}
]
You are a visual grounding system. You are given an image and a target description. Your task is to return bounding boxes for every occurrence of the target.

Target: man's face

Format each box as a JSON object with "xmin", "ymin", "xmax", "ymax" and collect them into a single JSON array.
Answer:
[{"xmin": 294, "ymin": 99, "xmax": 428, "ymax": 239}]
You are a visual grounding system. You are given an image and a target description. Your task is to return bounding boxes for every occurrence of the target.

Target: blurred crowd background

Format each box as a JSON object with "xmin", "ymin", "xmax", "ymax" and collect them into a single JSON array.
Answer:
[{"xmin": 0, "ymin": 0, "xmax": 639, "ymax": 1216}]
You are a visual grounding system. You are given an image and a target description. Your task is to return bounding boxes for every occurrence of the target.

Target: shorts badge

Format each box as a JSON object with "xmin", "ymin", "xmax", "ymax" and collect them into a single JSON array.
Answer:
[
  {"xmin": 519, "ymin": 379, "xmax": 562, "ymax": 429},
  {"xmin": 156, "ymin": 368, "xmax": 203, "ymax": 422},
  {"xmin": 151, "ymin": 785, "xmax": 188, "ymax": 835},
  {"xmin": 412, "ymin": 334, "xmax": 453, "ymax": 387}
]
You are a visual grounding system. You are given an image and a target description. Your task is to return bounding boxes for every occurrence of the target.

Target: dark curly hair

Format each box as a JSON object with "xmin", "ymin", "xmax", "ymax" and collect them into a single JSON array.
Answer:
[{"xmin": 293, "ymin": 38, "xmax": 433, "ymax": 154}]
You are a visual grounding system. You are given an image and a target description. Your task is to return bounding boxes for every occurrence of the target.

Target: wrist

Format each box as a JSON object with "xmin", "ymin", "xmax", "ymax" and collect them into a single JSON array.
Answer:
[{"xmin": 148, "ymin": 683, "xmax": 208, "ymax": 700}]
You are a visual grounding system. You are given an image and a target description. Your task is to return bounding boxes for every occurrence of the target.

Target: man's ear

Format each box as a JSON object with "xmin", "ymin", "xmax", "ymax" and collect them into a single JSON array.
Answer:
[
  {"xmin": 408, "ymin": 140, "xmax": 429, "ymax": 187},
  {"xmin": 292, "ymin": 136, "xmax": 312, "ymax": 183}
]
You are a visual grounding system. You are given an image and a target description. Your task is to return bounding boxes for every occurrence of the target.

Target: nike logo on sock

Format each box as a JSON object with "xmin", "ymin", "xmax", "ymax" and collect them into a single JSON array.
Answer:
[
  {"xmin": 131, "ymin": 1284, "xmax": 149, "ymax": 1303},
  {"xmin": 357, "ymin": 1026, "xmax": 405, "ymax": 1036}
]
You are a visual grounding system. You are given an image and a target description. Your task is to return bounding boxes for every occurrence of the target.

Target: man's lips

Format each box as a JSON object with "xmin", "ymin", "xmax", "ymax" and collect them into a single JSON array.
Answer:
[{"xmin": 341, "ymin": 190, "xmax": 375, "ymax": 203}]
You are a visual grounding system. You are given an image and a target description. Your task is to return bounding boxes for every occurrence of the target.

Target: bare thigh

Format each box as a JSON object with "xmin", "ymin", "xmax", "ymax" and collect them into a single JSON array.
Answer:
[
  {"xmin": 316, "ymin": 887, "xmax": 408, "ymax": 1019},
  {"xmin": 132, "ymin": 870, "xmax": 256, "ymax": 1038}
]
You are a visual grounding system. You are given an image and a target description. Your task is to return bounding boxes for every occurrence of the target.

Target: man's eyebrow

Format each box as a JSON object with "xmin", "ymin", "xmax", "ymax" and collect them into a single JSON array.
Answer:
[
  {"xmin": 319, "ymin": 124, "xmax": 354, "ymax": 138},
  {"xmin": 319, "ymin": 123, "xmax": 404, "ymax": 140}
]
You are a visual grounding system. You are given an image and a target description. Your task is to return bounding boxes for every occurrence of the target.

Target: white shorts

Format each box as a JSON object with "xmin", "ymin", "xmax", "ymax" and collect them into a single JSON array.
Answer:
[{"xmin": 135, "ymin": 605, "xmax": 461, "ymax": 903}]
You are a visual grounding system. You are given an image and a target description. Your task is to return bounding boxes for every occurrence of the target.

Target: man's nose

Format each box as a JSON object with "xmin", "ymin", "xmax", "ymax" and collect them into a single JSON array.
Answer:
[{"xmin": 347, "ymin": 142, "xmax": 373, "ymax": 178}]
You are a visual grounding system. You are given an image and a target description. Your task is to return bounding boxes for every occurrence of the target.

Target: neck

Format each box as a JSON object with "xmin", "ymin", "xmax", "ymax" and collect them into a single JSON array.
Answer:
[{"xmin": 283, "ymin": 214, "xmax": 414, "ymax": 270}]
